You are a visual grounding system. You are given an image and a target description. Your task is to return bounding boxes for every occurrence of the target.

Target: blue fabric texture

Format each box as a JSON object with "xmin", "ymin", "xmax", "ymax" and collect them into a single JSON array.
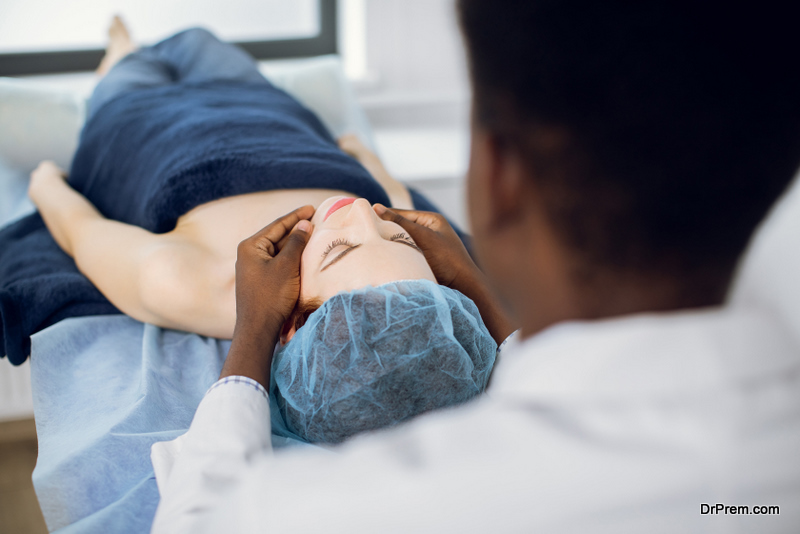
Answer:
[
  {"xmin": 30, "ymin": 315, "xmax": 310, "ymax": 533},
  {"xmin": 30, "ymin": 316, "xmax": 224, "ymax": 533},
  {"xmin": 271, "ymin": 280, "xmax": 497, "ymax": 444},
  {"xmin": 87, "ymin": 28, "xmax": 268, "ymax": 119}
]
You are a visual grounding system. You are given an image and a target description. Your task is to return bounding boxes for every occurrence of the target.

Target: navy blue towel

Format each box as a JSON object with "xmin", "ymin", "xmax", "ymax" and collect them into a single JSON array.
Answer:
[{"xmin": 0, "ymin": 80, "xmax": 393, "ymax": 365}]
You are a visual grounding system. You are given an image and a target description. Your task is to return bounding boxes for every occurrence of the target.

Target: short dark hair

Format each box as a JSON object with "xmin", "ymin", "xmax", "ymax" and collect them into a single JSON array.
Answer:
[{"xmin": 458, "ymin": 0, "xmax": 800, "ymax": 300}]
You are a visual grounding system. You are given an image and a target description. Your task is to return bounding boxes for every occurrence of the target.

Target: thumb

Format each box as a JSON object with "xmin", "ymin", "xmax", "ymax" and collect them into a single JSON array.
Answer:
[
  {"xmin": 374, "ymin": 204, "xmax": 425, "ymax": 236},
  {"xmin": 276, "ymin": 220, "xmax": 312, "ymax": 262}
]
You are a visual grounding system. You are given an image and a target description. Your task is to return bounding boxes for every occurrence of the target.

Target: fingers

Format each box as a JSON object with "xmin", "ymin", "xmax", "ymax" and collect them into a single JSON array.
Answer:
[
  {"xmin": 249, "ymin": 205, "xmax": 314, "ymax": 249},
  {"xmin": 374, "ymin": 204, "xmax": 442, "ymax": 230},
  {"xmin": 374, "ymin": 203, "xmax": 411, "ymax": 224},
  {"xmin": 276, "ymin": 218, "xmax": 312, "ymax": 252},
  {"xmin": 276, "ymin": 220, "xmax": 312, "ymax": 262}
]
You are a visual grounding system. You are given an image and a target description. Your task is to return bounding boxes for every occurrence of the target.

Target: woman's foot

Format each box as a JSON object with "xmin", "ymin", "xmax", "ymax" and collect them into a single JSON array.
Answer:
[{"xmin": 96, "ymin": 16, "xmax": 137, "ymax": 76}]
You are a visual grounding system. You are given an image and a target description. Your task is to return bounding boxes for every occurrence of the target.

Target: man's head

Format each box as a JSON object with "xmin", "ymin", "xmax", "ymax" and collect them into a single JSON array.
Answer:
[{"xmin": 458, "ymin": 0, "xmax": 800, "ymax": 330}]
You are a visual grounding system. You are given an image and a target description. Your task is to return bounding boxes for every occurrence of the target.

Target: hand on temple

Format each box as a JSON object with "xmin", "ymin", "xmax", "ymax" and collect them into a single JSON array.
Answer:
[
  {"xmin": 221, "ymin": 205, "xmax": 315, "ymax": 387},
  {"xmin": 373, "ymin": 205, "xmax": 517, "ymax": 344},
  {"xmin": 373, "ymin": 205, "xmax": 475, "ymax": 288}
]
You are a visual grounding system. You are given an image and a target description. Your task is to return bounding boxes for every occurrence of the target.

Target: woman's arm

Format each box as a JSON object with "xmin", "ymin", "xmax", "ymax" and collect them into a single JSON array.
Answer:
[
  {"xmin": 28, "ymin": 161, "xmax": 235, "ymax": 338},
  {"xmin": 338, "ymin": 134, "xmax": 414, "ymax": 210}
]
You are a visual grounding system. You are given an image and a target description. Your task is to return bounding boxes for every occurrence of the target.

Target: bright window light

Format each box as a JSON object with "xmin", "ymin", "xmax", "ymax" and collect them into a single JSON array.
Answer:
[
  {"xmin": 339, "ymin": 0, "xmax": 368, "ymax": 80},
  {"xmin": 0, "ymin": 0, "xmax": 319, "ymax": 53}
]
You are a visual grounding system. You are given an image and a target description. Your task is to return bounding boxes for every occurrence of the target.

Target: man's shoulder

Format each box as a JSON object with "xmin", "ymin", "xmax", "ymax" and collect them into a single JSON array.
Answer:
[{"xmin": 491, "ymin": 307, "xmax": 796, "ymax": 399}]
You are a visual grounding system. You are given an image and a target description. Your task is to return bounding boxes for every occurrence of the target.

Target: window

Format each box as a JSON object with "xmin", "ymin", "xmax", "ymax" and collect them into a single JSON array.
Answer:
[{"xmin": 0, "ymin": 0, "xmax": 336, "ymax": 75}]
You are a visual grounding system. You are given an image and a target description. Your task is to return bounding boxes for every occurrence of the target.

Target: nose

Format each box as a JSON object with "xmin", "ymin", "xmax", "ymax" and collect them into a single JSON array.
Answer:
[{"xmin": 343, "ymin": 198, "xmax": 382, "ymax": 238}]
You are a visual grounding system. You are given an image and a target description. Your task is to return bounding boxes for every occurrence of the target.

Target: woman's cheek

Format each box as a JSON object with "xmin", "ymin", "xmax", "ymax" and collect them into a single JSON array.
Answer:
[{"xmin": 298, "ymin": 243, "xmax": 321, "ymax": 298}]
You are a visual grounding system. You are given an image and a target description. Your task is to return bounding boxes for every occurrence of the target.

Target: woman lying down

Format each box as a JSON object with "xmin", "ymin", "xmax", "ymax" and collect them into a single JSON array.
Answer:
[{"xmin": 8, "ymin": 20, "xmax": 513, "ymax": 444}]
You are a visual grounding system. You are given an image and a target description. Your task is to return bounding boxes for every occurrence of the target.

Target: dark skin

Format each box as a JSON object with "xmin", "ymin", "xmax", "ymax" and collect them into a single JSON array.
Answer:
[
  {"xmin": 222, "ymin": 204, "xmax": 515, "ymax": 389},
  {"xmin": 219, "ymin": 205, "xmax": 314, "ymax": 387},
  {"xmin": 373, "ymin": 204, "xmax": 516, "ymax": 345},
  {"xmin": 464, "ymin": 121, "xmax": 708, "ymax": 340}
]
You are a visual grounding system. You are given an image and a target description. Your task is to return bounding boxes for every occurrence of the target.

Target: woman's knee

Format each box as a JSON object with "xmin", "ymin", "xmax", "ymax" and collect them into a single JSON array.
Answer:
[{"xmin": 171, "ymin": 27, "xmax": 218, "ymax": 48}]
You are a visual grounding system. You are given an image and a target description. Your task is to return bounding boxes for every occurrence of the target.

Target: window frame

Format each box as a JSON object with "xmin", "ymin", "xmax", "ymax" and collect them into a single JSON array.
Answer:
[{"xmin": 0, "ymin": 0, "xmax": 337, "ymax": 76}]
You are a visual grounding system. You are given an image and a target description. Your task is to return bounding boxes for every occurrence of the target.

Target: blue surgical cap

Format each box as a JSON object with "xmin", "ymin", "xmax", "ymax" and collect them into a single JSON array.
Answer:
[{"xmin": 270, "ymin": 279, "xmax": 497, "ymax": 444}]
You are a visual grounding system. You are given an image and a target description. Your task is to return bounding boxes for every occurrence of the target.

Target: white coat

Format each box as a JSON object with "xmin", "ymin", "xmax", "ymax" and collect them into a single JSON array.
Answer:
[{"xmin": 150, "ymin": 303, "xmax": 800, "ymax": 533}]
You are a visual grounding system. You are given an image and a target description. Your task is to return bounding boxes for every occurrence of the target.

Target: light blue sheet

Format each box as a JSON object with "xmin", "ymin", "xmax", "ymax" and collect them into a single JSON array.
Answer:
[
  {"xmin": 29, "ymin": 315, "xmax": 309, "ymax": 533},
  {"xmin": 30, "ymin": 316, "xmax": 227, "ymax": 532}
]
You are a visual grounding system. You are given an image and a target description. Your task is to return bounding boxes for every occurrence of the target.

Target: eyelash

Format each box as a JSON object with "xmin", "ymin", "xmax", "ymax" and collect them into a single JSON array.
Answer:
[
  {"xmin": 322, "ymin": 233, "xmax": 416, "ymax": 258},
  {"xmin": 322, "ymin": 238, "xmax": 354, "ymax": 257}
]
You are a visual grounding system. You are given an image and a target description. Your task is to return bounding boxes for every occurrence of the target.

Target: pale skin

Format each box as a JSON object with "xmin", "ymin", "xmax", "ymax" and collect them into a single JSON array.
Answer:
[{"xmin": 27, "ymin": 17, "xmax": 425, "ymax": 340}]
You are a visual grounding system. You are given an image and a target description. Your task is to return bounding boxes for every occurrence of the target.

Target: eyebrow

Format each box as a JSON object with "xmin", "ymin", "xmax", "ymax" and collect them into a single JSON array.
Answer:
[{"xmin": 319, "ymin": 239, "xmax": 424, "ymax": 272}]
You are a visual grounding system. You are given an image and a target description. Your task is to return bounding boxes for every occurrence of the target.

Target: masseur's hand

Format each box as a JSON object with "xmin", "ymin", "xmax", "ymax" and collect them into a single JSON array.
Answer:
[
  {"xmin": 373, "ymin": 205, "xmax": 476, "ymax": 289},
  {"xmin": 374, "ymin": 205, "xmax": 516, "ymax": 344},
  {"xmin": 220, "ymin": 205, "xmax": 314, "ymax": 387}
]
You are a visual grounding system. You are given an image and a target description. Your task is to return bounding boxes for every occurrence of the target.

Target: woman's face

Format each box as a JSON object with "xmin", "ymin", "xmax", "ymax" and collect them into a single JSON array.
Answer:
[{"xmin": 300, "ymin": 196, "xmax": 436, "ymax": 302}]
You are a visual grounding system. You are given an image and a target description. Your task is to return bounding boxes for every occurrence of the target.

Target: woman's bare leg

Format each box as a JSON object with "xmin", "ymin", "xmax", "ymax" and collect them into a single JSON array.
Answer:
[{"xmin": 96, "ymin": 16, "xmax": 138, "ymax": 76}]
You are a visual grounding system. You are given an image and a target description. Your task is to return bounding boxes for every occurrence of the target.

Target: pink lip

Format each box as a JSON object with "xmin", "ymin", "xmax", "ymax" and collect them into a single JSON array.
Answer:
[{"xmin": 323, "ymin": 197, "xmax": 357, "ymax": 221}]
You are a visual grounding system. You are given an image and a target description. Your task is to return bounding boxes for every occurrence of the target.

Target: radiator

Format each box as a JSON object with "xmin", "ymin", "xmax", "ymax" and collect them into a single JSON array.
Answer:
[{"xmin": 0, "ymin": 357, "xmax": 34, "ymax": 421}]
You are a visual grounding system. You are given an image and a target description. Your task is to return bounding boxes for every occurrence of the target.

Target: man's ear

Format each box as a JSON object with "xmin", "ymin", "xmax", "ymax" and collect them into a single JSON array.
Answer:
[{"xmin": 279, "ymin": 317, "xmax": 298, "ymax": 345}]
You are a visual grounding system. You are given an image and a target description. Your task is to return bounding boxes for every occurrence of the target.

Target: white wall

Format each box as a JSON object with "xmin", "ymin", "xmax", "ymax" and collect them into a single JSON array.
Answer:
[
  {"xmin": 354, "ymin": 0, "xmax": 472, "ymax": 230},
  {"xmin": 362, "ymin": 0, "xmax": 468, "ymax": 98},
  {"xmin": 0, "ymin": 0, "xmax": 318, "ymax": 53},
  {"xmin": 355, "ymin": 0, "xmax": 470, "ymax": 126},
  {"xmin": 0, "ymin": 359, "xmax": 34, "ymax": 421}
]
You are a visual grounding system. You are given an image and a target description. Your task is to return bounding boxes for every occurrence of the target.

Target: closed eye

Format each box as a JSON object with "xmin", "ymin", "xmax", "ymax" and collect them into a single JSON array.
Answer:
[
  {"xmin": 321, "ymin": 242, "xmax": 361, "ymax": 271},
  {"xmin": 320, "ymin": 233, "xmax": 424, "ymax": 272},
  {"xmin": 390, "ymin": 232, "xmax": 423, "ymax": 254},
  {"xmin": 322, "ymin": 237, "xmax": 354, "ymax": 258}
]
